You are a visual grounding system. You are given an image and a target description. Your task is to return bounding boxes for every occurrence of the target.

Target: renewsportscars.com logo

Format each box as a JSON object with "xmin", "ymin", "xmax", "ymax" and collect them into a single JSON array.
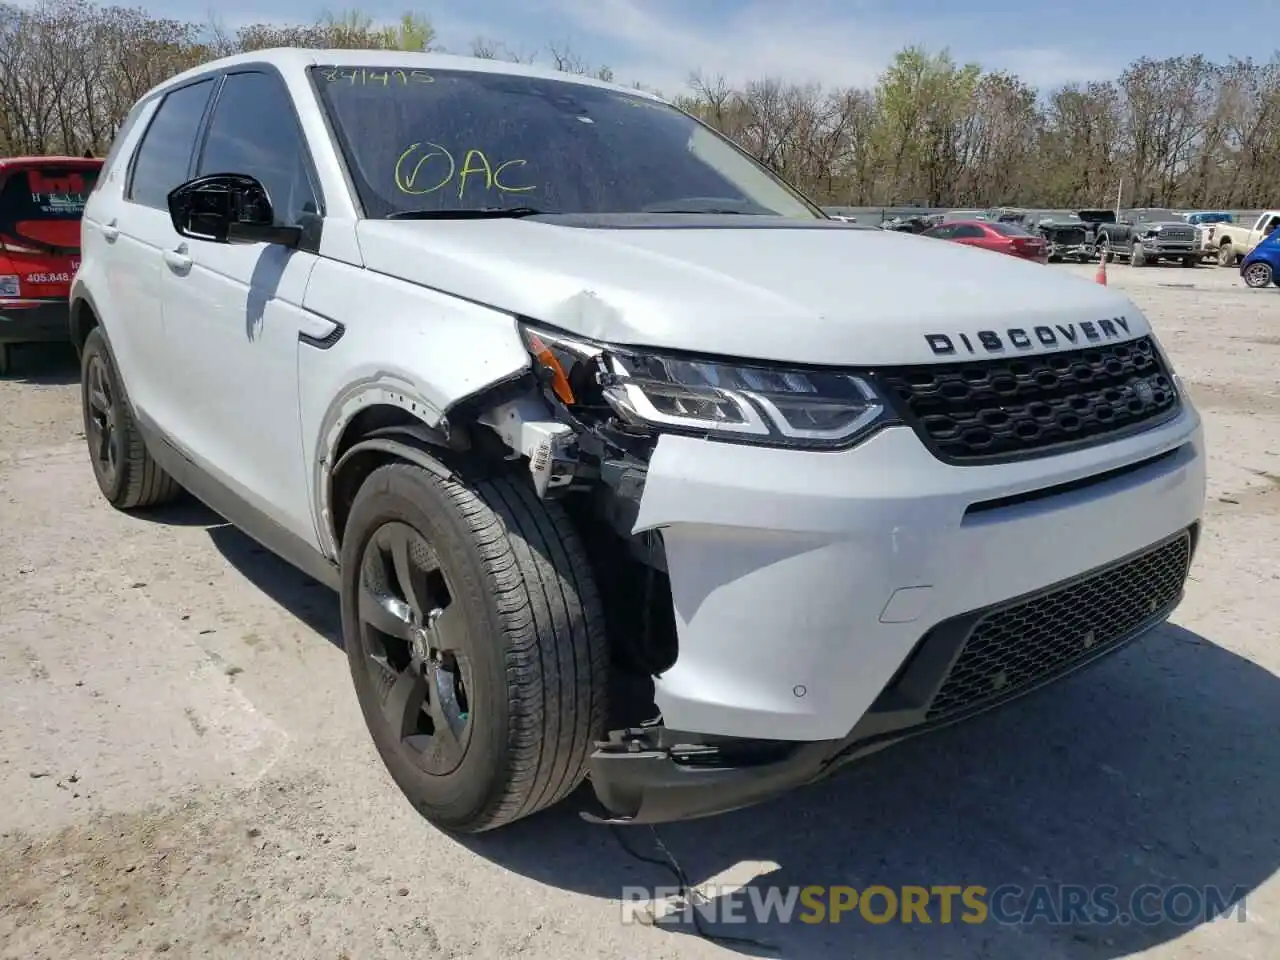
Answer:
[{"xmin": 620, "ymin": 883, "xmax": 1249, "ymax": 927}]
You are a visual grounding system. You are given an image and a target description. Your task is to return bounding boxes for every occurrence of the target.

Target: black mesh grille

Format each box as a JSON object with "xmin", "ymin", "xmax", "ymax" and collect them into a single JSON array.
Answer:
[
  {"xmin": 877, "ymin": 336, "xmax": 1179, "ymax": 464},
  {"xmin": 925, "ymin": 531, "xmax": 1192, "ymax": 722}
]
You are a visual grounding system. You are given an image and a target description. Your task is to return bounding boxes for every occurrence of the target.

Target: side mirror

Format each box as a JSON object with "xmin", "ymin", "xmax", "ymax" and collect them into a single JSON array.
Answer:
[{"xmin": 166, "ymin": 174, "xmax": 300, "ymax": 248}]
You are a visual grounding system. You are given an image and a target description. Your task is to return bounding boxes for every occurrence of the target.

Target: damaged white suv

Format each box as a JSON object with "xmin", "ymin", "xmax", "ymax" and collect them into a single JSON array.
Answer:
[{"xmin": 72, "ymin": 49, "xmax": 1206, "ymax": 832}]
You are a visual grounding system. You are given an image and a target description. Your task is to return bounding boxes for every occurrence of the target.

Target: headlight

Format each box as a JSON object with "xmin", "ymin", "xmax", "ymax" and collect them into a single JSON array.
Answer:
[{"xmin": 518, "ymin": 322, "xmax": 893, "ymax": 450}]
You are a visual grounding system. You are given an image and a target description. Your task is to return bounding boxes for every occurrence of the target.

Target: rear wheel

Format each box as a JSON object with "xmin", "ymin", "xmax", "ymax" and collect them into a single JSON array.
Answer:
[
  {"xmin": 1243, "ymin": 261, "xmax": 1273, "ymax": 288},
  {"xmin": 79, "ymin": 327, "xmax": 182, "ymax": 510},
  {"xmin": 340, "ymin": 463, "xmax": 609, "ymax": 833},
  {"xmin": 1217, "ymin": 242, "xmax": 1234, "ymax": 267}
]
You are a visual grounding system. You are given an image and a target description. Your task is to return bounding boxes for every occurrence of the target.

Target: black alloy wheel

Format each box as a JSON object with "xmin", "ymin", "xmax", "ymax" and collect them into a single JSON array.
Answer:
[
  {"xmin": 356, "ymin": 520, "xmax": 473, "ymax": 776},
  {"xmin": 84, "ymin": 348, "xmax": 122, "ymax": 491}
]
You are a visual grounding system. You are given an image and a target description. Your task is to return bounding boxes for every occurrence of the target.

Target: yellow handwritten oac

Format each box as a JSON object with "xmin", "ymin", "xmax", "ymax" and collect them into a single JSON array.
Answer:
[
  {"xmin": 393, "ymin": 143, "xmax": 534, "ymax": 197},
  {"xmin": 395, "ymin": 142, "xmax": 455, "ymax": 195}
]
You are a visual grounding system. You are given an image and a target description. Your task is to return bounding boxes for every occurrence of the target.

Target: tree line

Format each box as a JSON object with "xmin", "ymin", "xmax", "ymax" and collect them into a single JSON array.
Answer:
[{"xmin": 2, "ymin": 0, "xmax": 1278, "ymax": 209}]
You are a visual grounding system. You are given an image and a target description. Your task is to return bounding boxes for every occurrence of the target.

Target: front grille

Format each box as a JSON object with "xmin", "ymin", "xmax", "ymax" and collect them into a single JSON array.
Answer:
[
  {"xmin": 925, "ymin": 529, "xmax": 1192, "ymax": 722},
  {"xmin": 1045, "ymin": 227, "xmax": 1086, "ymax": 244},
  {"xmin": 1153, "ymin": 227, "xmax": 1195, "ymax": 243},
  {"xmin": 877, "ymin": 335, "xmax": 1180, "ymax": 464}
]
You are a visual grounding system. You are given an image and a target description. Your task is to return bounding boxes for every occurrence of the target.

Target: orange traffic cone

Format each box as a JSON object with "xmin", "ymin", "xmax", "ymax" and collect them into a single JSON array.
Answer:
[{"xmin": 1095, "ymin": 246, "xmax": 1108, "ymax": 285}]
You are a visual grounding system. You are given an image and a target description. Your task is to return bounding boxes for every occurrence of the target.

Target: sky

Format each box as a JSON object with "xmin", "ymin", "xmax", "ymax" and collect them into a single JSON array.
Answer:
[{"xmin": 52, "ymin": 0, "xmax": 1280, "ymax": 95}]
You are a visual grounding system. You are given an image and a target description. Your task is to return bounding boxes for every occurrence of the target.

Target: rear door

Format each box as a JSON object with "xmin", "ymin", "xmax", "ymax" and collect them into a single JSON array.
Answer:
[
  {"xmin": 951, "ymin": 223, "xmax": 988, "ymax": 248},
  {"xmin": 108, "ymin": 76, "xmax": 217, "ymax": 430}
]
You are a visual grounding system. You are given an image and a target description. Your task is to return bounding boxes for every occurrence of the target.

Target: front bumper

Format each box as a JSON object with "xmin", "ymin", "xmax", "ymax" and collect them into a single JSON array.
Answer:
[
  {"xmin": 0, "ymin": 299, "xmax": 71, "ymax": 344},
  {"xmin": 586, "ymin": 397, "xmax": 1205, "ymax": 823},
  {"xmin": 1136, "ymin": 240, "xmax": 1197, "ymax": 257}
]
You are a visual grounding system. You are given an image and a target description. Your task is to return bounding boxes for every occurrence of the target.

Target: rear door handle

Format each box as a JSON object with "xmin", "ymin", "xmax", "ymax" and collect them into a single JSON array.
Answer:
[
  {"xmin": 163, "ymin": 245, "xmax": 191, "ymax": 272},
  {"xmin": 100, "ymin": 219, "xmax": 119, "ymax": 242}
]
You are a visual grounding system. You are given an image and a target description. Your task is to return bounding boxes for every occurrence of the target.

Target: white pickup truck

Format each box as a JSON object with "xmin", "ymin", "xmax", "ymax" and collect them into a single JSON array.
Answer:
[{"xmin": 1209, "ymin": 210, "xmax": 1280, "ymax": 266}]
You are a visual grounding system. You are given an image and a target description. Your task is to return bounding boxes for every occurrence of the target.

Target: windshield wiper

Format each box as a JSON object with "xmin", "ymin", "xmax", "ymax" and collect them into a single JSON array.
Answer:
[{"xmin": 384, "ymin": 206, "xmax": 548, "ymax": 220}]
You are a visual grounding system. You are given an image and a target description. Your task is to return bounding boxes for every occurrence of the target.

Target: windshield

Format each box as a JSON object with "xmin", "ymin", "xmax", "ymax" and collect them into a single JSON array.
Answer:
[{"xmin": 310, "ymin": 65, "xmax": 822, "ymax": 219}]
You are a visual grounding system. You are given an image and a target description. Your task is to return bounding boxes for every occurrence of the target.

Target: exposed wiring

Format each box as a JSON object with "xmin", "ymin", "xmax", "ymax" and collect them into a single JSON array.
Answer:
[{"xmin": 608, "ymin": 823, "xmax": 777, "ymax": 952}]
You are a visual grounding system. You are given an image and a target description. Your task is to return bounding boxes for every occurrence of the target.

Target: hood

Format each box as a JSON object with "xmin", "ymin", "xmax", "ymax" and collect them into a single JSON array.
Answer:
[{"xmin": 355, "ymin": 215, "xmax": 1148, "ymax": 366}]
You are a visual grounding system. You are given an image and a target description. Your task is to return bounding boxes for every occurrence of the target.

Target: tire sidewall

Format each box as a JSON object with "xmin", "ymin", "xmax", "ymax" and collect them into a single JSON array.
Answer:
[
  {"xmin": 340, "ymin": 464, "xmax": 512, "ymax": 824},
  {"xmin": 80, "ymin": 328, "xmax": 127, "ymax": 502}
]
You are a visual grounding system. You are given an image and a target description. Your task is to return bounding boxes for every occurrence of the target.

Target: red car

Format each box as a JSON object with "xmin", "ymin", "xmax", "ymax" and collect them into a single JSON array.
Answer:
[
  {"xmin": 921, "ymin": 219, "xmax": 1048, "ymax": 264},
  {"xmin": 0, "ymin": 155, "xmax": 102, "ymax": 375}
]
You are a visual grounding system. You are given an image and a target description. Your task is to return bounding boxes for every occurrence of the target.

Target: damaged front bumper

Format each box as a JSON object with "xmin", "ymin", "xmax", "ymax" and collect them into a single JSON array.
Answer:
[{"xmin": 585, "ymin": 521, "xmax": 1200, "ymax": 825}]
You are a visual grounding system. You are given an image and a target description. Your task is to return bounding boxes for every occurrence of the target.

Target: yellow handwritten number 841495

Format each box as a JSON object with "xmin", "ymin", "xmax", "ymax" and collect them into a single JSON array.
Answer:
[{"xmin": 394, "ymin": 142, "xmax": 535, "ymax": 199}]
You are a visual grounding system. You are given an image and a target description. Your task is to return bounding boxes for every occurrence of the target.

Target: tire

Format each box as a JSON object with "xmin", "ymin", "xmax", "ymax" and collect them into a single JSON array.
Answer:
[
  {"xmin": 1131, "ymin": 241, "xmax": 1146, "ymax": 267},
  {"xmin": 1217, "ymin": 242, "xmax": 1234, "ymax": 267},
  {"xmin": 1242, "ymin": 261, "xmax": 1273, "ymax": 288},
  {"xmin": 0, "ymin": 343, "xmax": 10, "ymax": 376},
  {"xmin": 1182, "ymin": 256, "xmax": 1197, "ymax": 268},
  {"xmin": 80, "ymin": 327, "xmax": 183, "ymax": 510},
  {"xmin": 340, "ymin": 462, "xmax": 609, "ymax": 834},
  {"xmin": 1097, "ymin": 237, "xmax": 1113, "ymax": 262}
]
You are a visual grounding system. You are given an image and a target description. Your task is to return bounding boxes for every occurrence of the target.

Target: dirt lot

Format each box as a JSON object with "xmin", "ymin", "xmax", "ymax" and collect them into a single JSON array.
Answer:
[{"xmin": 1, "ymin": 261, "xmax": 1277, "ymax": 960}]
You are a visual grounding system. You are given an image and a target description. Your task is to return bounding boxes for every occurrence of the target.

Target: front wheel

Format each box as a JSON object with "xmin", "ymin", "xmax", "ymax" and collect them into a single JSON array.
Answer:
[
  {"xmin": 340, "ymin": 463, "xmax": 609, "ymax": 834},
  {"xmin": 1131, "ymin": 242, "xmax": 1147, "ymax": 267},
  {"xmin": 0, "ymin": 343, "xmax": 11, "ymax": 376},
  {"xmin": 1243, "ymin": 261, "xmax": 1274, "ymax": 288}
]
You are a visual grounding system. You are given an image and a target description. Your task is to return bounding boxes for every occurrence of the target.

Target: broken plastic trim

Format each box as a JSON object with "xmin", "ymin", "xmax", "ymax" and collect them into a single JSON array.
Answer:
[{"xmin": 516, "ymin": 320, "xmax": 897, "ymax": 451}]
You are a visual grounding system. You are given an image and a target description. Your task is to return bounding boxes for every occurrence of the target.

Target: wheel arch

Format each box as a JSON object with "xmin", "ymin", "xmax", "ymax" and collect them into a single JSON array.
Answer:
[
  {"xmin": 316, "ymin": 372, "xmax": 538, "ymax": 558},
  {"xmin": 69, "ymin": 285, "xmax": 104, "ymax": 360}
]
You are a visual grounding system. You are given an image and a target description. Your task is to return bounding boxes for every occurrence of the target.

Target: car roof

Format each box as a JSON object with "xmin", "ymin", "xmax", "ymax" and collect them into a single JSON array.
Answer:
[{"xmin": 145, "ymin": 47, "xmax": 666, "ymax": 105}]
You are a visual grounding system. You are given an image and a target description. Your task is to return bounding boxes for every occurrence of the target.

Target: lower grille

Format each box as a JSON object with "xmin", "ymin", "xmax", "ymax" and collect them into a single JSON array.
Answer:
[
  {"xmin": 925, "ymin": 530, "xmax": 1192, "ymax": 722},
  {"xmin": 877, "ymin": 335, "xmax": 1180, "ymax": 464}
]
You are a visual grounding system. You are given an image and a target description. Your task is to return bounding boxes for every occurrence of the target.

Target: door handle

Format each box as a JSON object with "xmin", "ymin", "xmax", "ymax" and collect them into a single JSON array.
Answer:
[
  {"xmin": 101, "ymin": 219, "xmax": 119, "ymax": 242},
  {"xmin": 163, "ymin": 245, "xmax": 191, "ymax": 272}
]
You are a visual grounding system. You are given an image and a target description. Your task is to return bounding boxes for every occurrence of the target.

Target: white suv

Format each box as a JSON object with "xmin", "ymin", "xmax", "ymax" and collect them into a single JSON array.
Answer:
[{"xmin": 72, "ymin": 48, "xmax": 1207, "ymax": 833}]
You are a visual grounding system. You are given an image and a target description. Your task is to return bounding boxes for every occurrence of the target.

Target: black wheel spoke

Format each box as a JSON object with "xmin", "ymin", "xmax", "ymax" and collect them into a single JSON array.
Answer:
[
  {"xmin": 359, "ymin": 580, "xmax": 413, "ymax": 640},
  {"xmin": 387, "ymin": 526, "xmax": 428, "ymax": 621},
  {"xmin": 426, "ymin": 661, "xmax": 464, "ymax": 758},
  {"xmin": 382, "ymin": 668, "xmax": 428, "ymax": 741},
  {"xmin": 426, "ymin": 604, "xmax": 464, "ymax": 654}
]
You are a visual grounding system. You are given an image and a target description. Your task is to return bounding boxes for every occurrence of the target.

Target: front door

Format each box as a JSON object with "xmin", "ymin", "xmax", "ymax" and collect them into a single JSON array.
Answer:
[{"xmin": 158, "ymin": 68, "xmax": 327, "ymax": 545}]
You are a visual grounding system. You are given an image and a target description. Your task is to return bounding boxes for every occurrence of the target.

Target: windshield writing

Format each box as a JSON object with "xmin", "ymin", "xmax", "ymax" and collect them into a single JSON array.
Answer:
[
  {"xmin": 394, "ymin": 142, "xmax": 535, "ymax": 197},
  {"xmin": 311, "ymin": 65, "xmax": 820, "ymax": 219}
]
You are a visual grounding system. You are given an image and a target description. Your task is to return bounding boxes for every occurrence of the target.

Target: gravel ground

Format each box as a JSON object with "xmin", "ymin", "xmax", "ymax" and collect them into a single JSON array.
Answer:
[{"xmin": 1, "ymin": 260, "xmax": 1277, "ymax": 960}]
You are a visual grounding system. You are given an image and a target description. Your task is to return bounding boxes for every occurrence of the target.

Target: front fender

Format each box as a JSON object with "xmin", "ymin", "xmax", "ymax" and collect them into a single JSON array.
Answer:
[{"xmin": 297, "ymin": 258, "xmax": 533, "ymax": 558}]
